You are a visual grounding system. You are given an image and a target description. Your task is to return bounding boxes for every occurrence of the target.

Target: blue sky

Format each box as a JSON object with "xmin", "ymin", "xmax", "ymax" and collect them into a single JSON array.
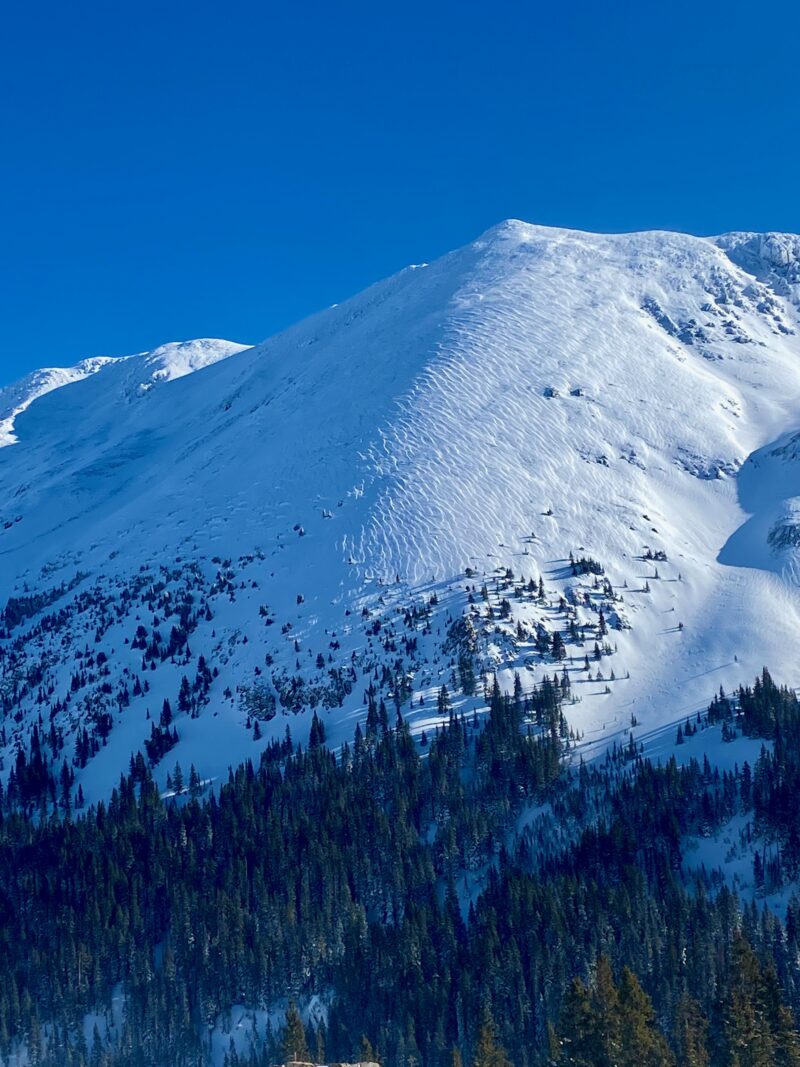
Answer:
[{"xmin": 2, "ymin": 0, "xmax": 798, "ymax": 384}]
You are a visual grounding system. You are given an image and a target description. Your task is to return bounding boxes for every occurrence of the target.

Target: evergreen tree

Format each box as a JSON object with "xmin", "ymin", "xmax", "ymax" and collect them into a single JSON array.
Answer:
[
  {"xmin": 472, "ymin": 1010, "xmax": 512, "ymax": 1067},
  {"xmin": 721, "ymin": 935, "xmax": 776, "ymax": 1067},
  {"xmin": 283, "ymin": 1002, "xmax": 310, "ymax": 1064},
  {"xmin": 673, "ymin": 996, "xmax": 709, "ymax": 1067},
  {"xmin": 360, "ymin": 1035, "xmax": 379, "ymax": 1064},
  {"xmin": 616, "ymin": 967, "xmax": 674, "ymax": 1066}
]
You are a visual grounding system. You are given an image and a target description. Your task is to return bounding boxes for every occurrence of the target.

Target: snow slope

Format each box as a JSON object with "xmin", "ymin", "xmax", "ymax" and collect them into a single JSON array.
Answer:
[
  {"xmin": 2, "ymin": 220, "xmax": 800, "ymax": 805},
  {"xmin": 0, "ymin": 357, "xmax": 118, "ymax": 447}
]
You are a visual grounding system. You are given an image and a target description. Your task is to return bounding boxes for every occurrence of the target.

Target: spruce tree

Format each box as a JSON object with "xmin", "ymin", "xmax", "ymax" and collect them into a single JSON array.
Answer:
[
  {"xmin": 616, "ymin": 966, "xmax": 674, "ymax": 1066},
  {"xmin": 472, "ymin": 1011, "xmax": 512, "ymax": 1067},
  {"xmin": 673, "ymin": 996, "xmax": 709, "ymax": 1067},
  {"xmin": 283, "ymin": 1002, "xmax": 310, "ymax": 1064}
]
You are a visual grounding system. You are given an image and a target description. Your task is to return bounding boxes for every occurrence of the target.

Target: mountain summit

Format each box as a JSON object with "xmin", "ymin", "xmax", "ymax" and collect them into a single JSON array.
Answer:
[{"xmin": 2, "ymin": 221, "xmax": 800, "ymax": 800}]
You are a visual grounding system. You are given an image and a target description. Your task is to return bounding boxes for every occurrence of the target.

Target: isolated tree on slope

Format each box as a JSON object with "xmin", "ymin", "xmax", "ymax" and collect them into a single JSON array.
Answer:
[{"xmin": 438, "ymin": 684, "xmax": 451, "ymax": 715}]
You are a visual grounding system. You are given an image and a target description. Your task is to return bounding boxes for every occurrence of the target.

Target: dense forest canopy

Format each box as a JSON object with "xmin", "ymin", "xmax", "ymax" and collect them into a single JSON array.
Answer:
[{"xmin": 1, "ymin": 671, "xmax": 800, "ymax": 1066}]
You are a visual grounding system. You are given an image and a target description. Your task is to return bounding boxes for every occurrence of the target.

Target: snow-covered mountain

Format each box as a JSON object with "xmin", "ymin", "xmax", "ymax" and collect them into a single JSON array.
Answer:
[{"xmin": 2, "ymin": 220, "xmax": 800, "ymax": 811}]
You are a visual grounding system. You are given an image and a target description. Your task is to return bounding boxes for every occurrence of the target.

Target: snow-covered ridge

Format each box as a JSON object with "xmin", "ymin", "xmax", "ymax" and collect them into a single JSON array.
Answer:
[
  {"xmin": 0, "ymin": 337, "xmax": 251, "ymax": 446},
  {"xmin": 2, "ymin": 219, "xmax": 800, "ymax": 810},
  {"xmin": 0, "ymin": 357, "xmax": 120, "ymax": 447},
  {"xmin": 137, "ymin": 337, "xmax": 252, "ymax": 387}
]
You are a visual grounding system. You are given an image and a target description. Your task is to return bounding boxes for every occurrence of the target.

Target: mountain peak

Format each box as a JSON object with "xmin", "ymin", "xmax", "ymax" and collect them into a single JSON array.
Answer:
[
  {"xmin": 140, "ymin": 337, "xmax": 252, "ymax": 385},
  {"xmin": 2, "ymin": 222, "xmax": 800, "ymax": 805}
]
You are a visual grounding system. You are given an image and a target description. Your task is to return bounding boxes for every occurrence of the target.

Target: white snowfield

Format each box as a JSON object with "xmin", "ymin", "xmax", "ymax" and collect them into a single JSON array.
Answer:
[{"xmin": 2, "ymin": 220, "xmax": 800, "ymax": 803}]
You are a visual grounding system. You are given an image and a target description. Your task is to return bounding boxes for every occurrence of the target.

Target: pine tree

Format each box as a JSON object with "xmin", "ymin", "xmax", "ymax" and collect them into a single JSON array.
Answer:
[
  {"xmin": 761, "ymin": 961, "xmax": 800, "ymax": 1067},
  {"xmin": 673, "ymin": 996, "xmax": 709, "ymax": 1067},
  {"xmin": 172, "ymin": 761, "xmax": 184, "ymax": 793},
  {"xmin": 283, "ymin": 1002, "xmax": 309, "ymax": 1064},
  {"xmin": 360, "ymin": 1035, "xmax": 379, "ymax": 1064},
  {"xmin": 591, "ymin": 955, "xmax": 622, "ymax": 1067},
  {"xmin": 314, "ymin": 1023, "xmax": 326, "ymax": 1065},
  {"xmin": 722, "ymin": 935, "xmax": 776, "ymax": 1067},
  {"xmin": 556, "ymin": 958, "xmax": 674, "ymax": 1067},
  {"xmin": 472, "ymin": 1010, "xmax": 512, "ymax": 1067},
  {"xmin": 558, "ymin": 976, "xmax": 597, "ymax": 1066},
  {"xmin": 616, "ymin": 966, "xmax": 674, "ymax": 1066}
]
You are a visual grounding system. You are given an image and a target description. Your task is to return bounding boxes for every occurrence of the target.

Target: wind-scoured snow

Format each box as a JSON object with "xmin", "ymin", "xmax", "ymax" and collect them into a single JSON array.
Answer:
[{"xmin": 1, "ymin": 220, "xmax": 800, "ymax": 803}]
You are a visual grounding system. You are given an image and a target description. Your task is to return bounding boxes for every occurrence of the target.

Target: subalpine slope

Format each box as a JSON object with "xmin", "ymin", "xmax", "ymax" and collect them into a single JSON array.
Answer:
[{"xmin": 1, "ymin": 220, "xmax": 800, "ymax": 803}]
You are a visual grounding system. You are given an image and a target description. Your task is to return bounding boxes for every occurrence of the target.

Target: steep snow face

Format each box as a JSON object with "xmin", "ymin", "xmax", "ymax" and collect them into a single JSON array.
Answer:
[
  {"xmin": 355, "ymin": 222, "xmax": 800, "ymax": 586},
  {"xmin": 2, "ymin": 221, "xmax": 800, "ymax": 801}
]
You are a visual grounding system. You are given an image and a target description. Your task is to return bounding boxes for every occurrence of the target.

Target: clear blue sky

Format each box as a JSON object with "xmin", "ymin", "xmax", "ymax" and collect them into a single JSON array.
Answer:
[{"xmin": 2, "ymin": 0, "xmax": 798, "ymax": 384}]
